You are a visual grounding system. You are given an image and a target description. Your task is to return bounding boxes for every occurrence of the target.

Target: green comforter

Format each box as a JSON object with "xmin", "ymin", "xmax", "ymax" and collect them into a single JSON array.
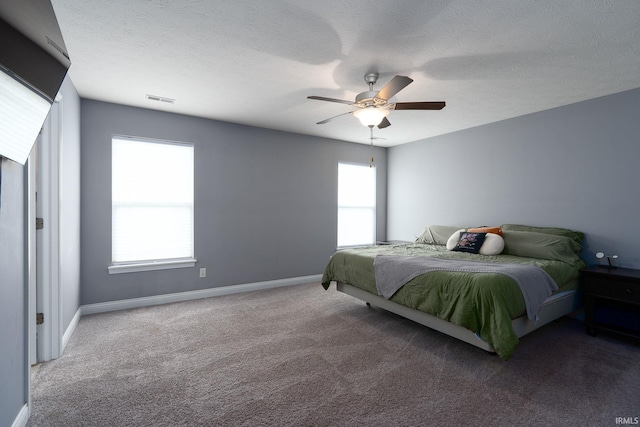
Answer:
[{"xmin": 321, "ymin": 243, "xmax": 585, "ymax": 360}]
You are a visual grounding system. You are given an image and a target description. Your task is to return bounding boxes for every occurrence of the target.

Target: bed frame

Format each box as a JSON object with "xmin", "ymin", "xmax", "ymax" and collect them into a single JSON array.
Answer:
[{"xmin": 335, "ymin": 281, "xmax": 582, "ymax": 353}]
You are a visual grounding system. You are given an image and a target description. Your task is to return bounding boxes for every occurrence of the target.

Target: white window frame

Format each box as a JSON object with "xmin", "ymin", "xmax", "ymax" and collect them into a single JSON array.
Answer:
[
  {"xmin": 108, "ymin": 135, "xmax": 196, "ymax": 274},
  {"xmin": 337, "ymin": 161, "xmax": 376, "ymax": 248}
]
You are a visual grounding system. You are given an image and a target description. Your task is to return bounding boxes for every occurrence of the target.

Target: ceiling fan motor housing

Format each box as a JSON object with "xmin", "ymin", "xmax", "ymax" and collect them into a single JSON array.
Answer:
[
  {"xmin": 357, "ymin": 73, "xmax": 387, "ymax": 107},
  {"xmin": 356, "ymin": 90, "xmax": 385, "ymax": 107}
]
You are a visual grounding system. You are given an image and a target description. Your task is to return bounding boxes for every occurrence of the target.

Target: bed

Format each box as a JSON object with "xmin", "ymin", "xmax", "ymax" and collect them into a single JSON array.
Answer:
[{"xmin": 321, "ymin": 224, "xmax": 587, "ymax": 360}]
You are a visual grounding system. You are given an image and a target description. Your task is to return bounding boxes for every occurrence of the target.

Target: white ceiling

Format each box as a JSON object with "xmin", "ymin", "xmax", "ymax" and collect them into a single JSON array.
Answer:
[{"xmin": 50, "ymin": 0, "xmax": 640, "ymax": 147}]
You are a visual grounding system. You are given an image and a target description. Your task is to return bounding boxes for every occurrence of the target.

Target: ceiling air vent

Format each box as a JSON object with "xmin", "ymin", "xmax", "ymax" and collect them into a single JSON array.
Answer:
[{"xmin": 145, "ymin": 94, "xmax": 175, "ymax": 104}]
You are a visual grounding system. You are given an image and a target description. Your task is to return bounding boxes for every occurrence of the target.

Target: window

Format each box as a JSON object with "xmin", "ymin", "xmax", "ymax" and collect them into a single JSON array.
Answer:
[
  {"xmin": 337, "ymin": 162, "xmax": 376, "ymax": 247},
  {"xmin": 109, "ymin": 136, "xmax": 195, "ymax": 274}
]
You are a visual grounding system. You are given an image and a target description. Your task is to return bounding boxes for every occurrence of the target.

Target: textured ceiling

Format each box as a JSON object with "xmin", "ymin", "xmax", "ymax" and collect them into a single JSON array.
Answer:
[{"xmin": 50, "ymin": 0, "xmax": 640, "ymax": 147}]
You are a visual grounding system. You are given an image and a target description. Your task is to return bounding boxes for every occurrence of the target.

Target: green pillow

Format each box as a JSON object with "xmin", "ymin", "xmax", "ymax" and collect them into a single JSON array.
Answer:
[
  {"xmin": 415, "ymin": 225, "xmax": 466, "ymax": 246},
  {"xmin": 501, "ymin": 224, "xmax": 584, "ymax": 245},
  {"xmin": 502, "ymin": 231, "xmax": 582, "ymax": 263}
]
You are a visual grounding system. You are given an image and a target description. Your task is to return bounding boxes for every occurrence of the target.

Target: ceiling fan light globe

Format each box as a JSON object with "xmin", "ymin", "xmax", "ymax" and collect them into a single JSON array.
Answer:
[{"xmin": 353, "ymin": 107, "xmax": 389, "ymax": 127}]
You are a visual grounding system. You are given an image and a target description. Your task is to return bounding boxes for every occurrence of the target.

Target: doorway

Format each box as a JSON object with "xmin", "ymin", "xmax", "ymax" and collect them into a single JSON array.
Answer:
[{"xmin": 29, "ymin": 96, "xmax": 62, "ymax": 365}]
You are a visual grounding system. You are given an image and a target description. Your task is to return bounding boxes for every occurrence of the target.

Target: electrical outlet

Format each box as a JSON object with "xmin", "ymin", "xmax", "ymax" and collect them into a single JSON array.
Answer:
[{"xmin": 199, "ymin": 268, "xmax": 206, "ymax": 278}]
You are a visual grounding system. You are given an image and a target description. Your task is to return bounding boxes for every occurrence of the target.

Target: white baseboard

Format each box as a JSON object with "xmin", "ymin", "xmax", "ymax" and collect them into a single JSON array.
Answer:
[
  {"xmin": 81, "ymin": 274, "xmax": 322, "ymax": 316},
  {"xmin": 61, "ymin": 307, "xmax": 81, "ymax": 354},
  {"xmin": 11, "ymin": 404, "xmax": 29, "ymax": 427}
]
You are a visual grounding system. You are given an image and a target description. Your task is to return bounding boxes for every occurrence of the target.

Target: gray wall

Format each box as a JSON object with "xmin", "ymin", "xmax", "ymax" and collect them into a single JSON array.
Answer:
[
  {"xmin": 81, "ymin": 100, "xmax": 387, "ymax": 305},
  {"xmin": 388, "ymin": 87, "xmax": 640, "ymax": 268},
  {"xmin": 0, "ymin": 158, "xmax": 26, "ymax": 426},
  {"xmin": 59, "ymin": 76, "xmax": 82, "ymax": 331}
]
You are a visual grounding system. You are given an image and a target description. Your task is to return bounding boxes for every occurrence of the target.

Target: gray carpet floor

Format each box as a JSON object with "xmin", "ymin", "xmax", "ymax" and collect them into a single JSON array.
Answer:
[{"xmin": 28, "ymin": 282, "xmax": 640, "ymax": 426}]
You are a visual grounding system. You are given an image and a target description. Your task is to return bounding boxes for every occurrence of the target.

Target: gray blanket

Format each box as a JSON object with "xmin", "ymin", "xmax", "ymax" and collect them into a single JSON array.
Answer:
[{"xmin": 373, "ymin": 256, "xmax": 558, "ymax": 320}]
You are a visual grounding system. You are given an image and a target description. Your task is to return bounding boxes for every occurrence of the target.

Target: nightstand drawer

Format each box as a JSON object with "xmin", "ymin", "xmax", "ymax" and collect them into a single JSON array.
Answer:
[{"xmin": 587, "ymin": 279, "xmax": 640, "ymax": 303}]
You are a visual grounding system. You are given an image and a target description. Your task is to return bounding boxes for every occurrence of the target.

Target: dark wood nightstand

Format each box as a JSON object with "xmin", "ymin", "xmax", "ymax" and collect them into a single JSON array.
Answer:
[{"xmin": 581, "ymin": 266, "xmax": 640, "ymax": 341}]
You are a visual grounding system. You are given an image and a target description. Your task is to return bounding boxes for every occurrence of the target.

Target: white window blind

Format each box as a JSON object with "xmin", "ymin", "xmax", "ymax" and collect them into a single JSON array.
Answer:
[
  {"xmin": 0, "ymin": 69, "xmax": 52, "ymax": 164},
  {"xmin": 337, "ymin": 162, "xmax": 376, "ymax": 247},
  {"xmin": 111, "ymin": 136, "xmax": 194, "ymax": 267}
]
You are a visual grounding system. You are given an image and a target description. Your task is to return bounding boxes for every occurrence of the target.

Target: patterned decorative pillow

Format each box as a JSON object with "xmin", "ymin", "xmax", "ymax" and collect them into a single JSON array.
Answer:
[
  {"xmin": 446, "ymin": 229, "xmax": 505, "ymax": 255},
  {"xmin": 451, "ymin": 232, "xmax": 487, "ymax": 254}
]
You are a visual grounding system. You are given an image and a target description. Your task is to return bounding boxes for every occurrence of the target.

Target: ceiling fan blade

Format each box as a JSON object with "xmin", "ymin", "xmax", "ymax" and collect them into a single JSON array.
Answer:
[
  {"xmin": 393, "ymin": 101, "xmax": 446, "ymax": 110},
  {"xmin": 307, "ymin": 95, "xmax": 353, "ymax": 105},
  {"xmin": 375, "ymin": 75, "xmax": 413, "ymax": 101},
  {"xmin": 316, "ymin": 111, "xmax": 354, "ymax": 124},
  {"xmin": 377, "ymin": 117, "xmax": 391, "ymax": 129}
]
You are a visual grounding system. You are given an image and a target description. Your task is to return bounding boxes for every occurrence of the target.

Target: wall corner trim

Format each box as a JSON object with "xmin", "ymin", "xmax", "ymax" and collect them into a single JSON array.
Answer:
[{"xmin": 61, "ymin": 308, "xmax": 82, "ymax": 354}]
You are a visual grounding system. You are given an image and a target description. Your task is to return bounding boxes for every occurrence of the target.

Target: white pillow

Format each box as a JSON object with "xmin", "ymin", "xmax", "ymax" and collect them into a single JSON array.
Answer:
[
  {"xmin": 446, "ymin": 229, "xmax": 466, "ymax": 250},
  {"xmin": 446, "ymin": 229, "xmax": 505, "ymax": 255},
  {"xmin": 479, "ymin": 233, "xmax": 505, "ymax": 255}
]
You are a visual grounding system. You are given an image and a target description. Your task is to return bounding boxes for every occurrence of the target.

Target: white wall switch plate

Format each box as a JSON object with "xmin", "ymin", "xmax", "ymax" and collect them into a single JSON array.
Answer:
[{"xmin": 199, "ymin": 268, "xmax": 206, "ymax": 278}]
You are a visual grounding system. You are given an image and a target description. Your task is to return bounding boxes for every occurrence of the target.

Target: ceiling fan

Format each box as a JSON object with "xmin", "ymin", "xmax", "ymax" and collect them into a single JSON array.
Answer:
[{"xmin": 308, "ymin": 73, "xmax": 445, "ymax": 129}]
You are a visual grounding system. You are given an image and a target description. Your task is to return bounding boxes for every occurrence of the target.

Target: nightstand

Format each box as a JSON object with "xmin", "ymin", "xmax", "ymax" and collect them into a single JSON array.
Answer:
[{"xmin": 581, "ymin": 266, "xmax": 640, "ymax": 341}]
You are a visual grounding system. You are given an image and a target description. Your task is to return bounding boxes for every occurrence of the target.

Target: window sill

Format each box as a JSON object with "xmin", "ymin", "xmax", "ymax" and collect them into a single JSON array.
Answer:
[{"xmin": 108, "ymin": 258, "xmax": 197, "ymax": 274}]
